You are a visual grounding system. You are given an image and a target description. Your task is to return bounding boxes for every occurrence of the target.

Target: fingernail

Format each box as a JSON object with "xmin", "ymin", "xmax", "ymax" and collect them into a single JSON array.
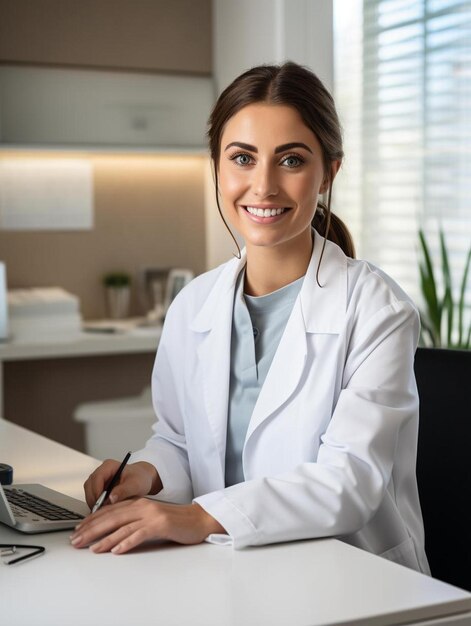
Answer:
[
  {"xmin": 71, "ymin": 535, "xmax": 82, "ymax": 546},
  {"xmin": 74, "ymin": 523, "xmax": 82, "ymax": 530},
  {"xmin": 111, "ymin": 544, "xmax": 122, "ymax": 554},
  {"xmin": 109, "ymin": 494, "xmax": 117, "ymax": 504}
]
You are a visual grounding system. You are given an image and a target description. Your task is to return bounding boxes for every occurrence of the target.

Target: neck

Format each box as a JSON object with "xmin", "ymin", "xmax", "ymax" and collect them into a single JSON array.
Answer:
[{"xmin": 244, "ymin": 230, "xmax": 313, "ymax": 296}]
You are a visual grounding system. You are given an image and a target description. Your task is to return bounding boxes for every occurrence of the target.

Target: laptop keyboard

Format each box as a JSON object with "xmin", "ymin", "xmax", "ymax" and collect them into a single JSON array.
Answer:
[{"xmin": 5, "ymin": 488, "xmax": 85, "ymax": 521}]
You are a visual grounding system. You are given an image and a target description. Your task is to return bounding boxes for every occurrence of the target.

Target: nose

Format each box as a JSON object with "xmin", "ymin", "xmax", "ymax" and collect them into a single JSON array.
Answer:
[{"xmin": 252, "ymin": 162, "xmax": 278, "ymax": 198}]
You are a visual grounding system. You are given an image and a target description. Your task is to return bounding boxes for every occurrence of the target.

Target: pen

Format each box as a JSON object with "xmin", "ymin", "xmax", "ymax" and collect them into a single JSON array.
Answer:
[{"xmin": 91, "ymin": 452, "xmax": 131, "ymax": 514}]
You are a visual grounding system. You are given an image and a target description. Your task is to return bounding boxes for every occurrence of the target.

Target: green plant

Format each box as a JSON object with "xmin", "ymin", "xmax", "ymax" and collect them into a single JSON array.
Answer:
[
  {"xmin": 418, "ymin": 229, "xmax": 471, "ymax": 349},
  {"xmin": 103, "ymin": 272, "xmax": 131, "ymax": 288}
]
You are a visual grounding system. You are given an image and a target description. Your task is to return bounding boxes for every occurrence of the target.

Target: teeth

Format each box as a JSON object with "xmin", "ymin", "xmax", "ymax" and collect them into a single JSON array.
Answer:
[{"xmin": 246, "ymin": 206, "xmax": 287, "ymax": 217}]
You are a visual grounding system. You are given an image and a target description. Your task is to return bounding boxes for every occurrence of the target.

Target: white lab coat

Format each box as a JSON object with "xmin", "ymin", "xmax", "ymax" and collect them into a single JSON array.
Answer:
[{"xmin": 131, "ymin": 231, "xmax": 430, "ymax": 574}]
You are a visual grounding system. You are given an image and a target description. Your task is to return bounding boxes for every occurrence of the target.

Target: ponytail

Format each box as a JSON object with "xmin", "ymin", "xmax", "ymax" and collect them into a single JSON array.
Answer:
[{"xmin": 312, "ymin": 207, "xmax": 355, "ymax": 259}]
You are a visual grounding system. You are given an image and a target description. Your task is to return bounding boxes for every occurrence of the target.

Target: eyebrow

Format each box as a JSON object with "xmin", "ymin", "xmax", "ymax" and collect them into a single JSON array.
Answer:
[{"xmin": 224, "ymin": 141, "xmax": 313, "ymax": 154}]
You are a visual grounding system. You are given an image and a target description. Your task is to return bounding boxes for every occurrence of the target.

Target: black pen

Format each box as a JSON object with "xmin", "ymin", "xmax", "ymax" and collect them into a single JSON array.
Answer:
[{"xmin": 91, "ymin": 452, "xmax": 131, "ymax": 513}]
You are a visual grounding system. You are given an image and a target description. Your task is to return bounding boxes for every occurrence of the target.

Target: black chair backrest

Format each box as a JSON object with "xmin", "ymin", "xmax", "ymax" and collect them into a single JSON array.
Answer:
[{"xmin": 414, "ymin": 347, "xmax": 471, "ymax": 591}]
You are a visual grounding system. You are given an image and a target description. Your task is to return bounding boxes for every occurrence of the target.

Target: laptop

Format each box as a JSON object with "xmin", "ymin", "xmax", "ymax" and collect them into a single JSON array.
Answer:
[{"xmin": 0, "ymin": 483, "xmax": 90, "ymax": 533}]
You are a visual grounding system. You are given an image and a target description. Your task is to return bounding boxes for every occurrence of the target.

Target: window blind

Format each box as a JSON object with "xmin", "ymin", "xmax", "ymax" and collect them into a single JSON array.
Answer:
[{"xmin": 333, "ymin": 0, "xmax": 471, "ymax": 315}]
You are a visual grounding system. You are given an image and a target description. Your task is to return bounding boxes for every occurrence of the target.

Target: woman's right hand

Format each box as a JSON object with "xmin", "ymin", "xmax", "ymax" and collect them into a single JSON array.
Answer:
[{"xmin": 83, "ymin": 460, "xmax": 162, "ymax": 510}]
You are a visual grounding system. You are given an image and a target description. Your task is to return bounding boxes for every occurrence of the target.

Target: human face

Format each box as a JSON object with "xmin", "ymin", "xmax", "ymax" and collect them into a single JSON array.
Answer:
[{"xmin": 218, "ymin": 103, "xmax": 331, "ymax": 254}]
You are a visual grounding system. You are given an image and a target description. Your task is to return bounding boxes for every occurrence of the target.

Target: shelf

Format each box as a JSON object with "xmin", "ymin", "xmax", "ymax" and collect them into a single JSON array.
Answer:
[
  {"xmin": 0, "ymin": 65, "xmax": 215, "ymax": 150},
  {"xmin": 0, "ymin": 323, "xmax": 161, "ymax": 361}
]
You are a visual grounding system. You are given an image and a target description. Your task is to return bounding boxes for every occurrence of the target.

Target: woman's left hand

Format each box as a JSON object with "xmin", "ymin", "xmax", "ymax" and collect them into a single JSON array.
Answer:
[{"xmin": 70, "ymin": 499, "xmax": 226, "ymax": 554}]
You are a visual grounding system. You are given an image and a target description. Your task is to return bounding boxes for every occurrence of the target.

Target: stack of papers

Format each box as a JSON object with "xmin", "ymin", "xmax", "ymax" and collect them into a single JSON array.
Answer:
[{"xmin": 8, "ymin": 287, "xmax": 82, "ymax": 341}]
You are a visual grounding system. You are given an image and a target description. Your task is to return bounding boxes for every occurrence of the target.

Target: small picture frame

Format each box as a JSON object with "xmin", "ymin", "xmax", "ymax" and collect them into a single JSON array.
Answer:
[{"xmin": 164, "ymin": 269, "xmax": 194, "ymax": 312}]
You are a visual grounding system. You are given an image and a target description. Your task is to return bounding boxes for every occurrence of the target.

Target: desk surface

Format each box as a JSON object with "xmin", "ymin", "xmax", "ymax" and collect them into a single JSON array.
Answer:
[{"xmin": 1, "ymin": 419, "xmax": 471, "ymax": 626}]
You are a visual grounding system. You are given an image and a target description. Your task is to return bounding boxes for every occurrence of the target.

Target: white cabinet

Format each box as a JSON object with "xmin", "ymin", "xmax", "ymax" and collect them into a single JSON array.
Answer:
[{"xmin": 0, "ymin": 66, "xmax": 214, "ymax": 150}]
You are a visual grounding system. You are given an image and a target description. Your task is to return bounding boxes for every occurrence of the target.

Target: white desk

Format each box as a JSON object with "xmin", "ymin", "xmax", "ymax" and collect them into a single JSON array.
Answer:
[
  {"xmin": 1, "ymin": 420, "xmax": 471, "ymax": 626},
  {"xmin": 0, "ymin": 323, "xmax": 161, "ymax": 417}
]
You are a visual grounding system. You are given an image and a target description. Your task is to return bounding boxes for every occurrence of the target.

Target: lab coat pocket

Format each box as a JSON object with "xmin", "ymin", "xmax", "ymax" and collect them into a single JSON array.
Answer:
[{"xmin": 380, "ymin": 536, "xmax": 420, "ymax": 571}]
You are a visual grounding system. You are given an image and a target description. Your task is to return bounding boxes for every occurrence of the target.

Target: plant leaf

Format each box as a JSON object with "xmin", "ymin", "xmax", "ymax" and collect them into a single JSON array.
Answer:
[
  {"xmin": 457, "ymin": 244, "xmax": 471, "ymax": 348},
  {"xmin": 439, "ymin": 230, "xmax": 453, "ymax": 347},
  {"xmin": 419, "ymin": 313, "xmax": 436, "ymax": 348},
  {"xmin": 418, "ymin": 230, "xmax": 442, "ymax": 345},
  {"xmin": 419, "ymin": 264, "xmax": 442, "ymax": 346}
]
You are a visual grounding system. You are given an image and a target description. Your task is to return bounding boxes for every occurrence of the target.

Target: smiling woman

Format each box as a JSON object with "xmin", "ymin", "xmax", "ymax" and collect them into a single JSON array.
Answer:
[
  {"xmin": 208, "ymin": 63, "xmax": 355, "ymax": 274},
  {"xmin": 218, "ymin": 103, "xmax": 331, "ymax": 294},
  {"xmin": 72, "ymin": 63, "xmax": 430, "ymax": 578}
]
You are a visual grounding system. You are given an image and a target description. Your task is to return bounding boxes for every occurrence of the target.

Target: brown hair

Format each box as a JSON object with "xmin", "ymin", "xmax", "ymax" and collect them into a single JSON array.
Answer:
[{"xmin": 207, "ymin": 62, "xmax": 355, "ymax": 277}]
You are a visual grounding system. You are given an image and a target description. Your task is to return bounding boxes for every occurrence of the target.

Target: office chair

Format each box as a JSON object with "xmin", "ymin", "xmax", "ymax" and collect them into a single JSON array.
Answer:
[{"xmin": 414, "ymin": 347, "xmax": 471, "ymax": 591}]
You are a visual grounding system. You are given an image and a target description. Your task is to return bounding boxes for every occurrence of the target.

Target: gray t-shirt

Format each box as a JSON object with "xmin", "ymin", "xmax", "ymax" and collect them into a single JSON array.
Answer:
[{"xmin": 225, "ymin": 269, "xmax": 304, "ymax": 487}]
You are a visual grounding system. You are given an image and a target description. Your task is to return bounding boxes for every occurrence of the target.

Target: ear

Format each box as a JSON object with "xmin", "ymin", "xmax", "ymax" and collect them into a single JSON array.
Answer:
[{"xmin": 320, "ymin": 160, "xmax": 342, "ymax": 194}]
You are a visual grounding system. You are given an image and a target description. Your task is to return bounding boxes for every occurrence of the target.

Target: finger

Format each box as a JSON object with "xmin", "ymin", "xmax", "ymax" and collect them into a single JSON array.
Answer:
[
  {"xmin": 111, "ymin": 528, "xmax": 149, "ymax": 554},
  {"xmin": 108, "ymin": 475, "xmax": 144, "ymax": 503},
  {"xmin": 85, "ymin": 459, "xmax": 123, "ymax": 508},
  {"xmin": 84, "ymin": 484, "xmax": 103, "ymax": 510},
  {"xmin": 73, "ymin": 498, "xmax": 136, "ymax": 534},
  {"xmin": 77, "ymin": 497, "xmax": 139, "ymax": 528},
  {"xmin": 83, "ymin": 461, "xmax": 117, "ymax": 508},
  {"xmin": 91, "ymin": 523, "xmax": 148, "ymax": 554},
  {"xmin": 71, "ymin": 501, "xmax": 138, "ymax": 547},
  {"xmin": 83, "ymin": 474, "xmax": 98, "ymax": 509}
]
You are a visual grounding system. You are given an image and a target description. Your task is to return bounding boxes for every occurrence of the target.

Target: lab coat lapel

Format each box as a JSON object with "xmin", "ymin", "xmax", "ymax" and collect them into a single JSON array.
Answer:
[
  {"xmin": 246, "ymin": 231, "xmax": 347, "ymax": 440},
  {"xmin": 192, "ymin": 254, "xmax": 246, "ymax": 478},
  {"xmin": 246, "ymin": 299, "xmax": 308, "ymax": 440}
]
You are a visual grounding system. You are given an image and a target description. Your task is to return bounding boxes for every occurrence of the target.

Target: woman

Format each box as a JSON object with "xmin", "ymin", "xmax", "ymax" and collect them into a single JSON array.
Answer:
[{"xmin": 71, "ymin": 63, "xmax": 429, "ymax": 574}]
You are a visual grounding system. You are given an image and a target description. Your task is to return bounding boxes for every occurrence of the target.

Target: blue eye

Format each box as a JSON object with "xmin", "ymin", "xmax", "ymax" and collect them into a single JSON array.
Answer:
[
  {"xmin": 281, "ymin": 154, "xmax": 304, "ymax": 168},
  {"xmin": 231, "ymin": 153, "xmax": 253, "ymax": 166}
]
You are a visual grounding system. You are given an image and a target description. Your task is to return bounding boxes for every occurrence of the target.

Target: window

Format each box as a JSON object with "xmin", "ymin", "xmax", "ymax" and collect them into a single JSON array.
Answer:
[{"xmin": 333, "ymin": 0, "xmax": 471, "ymax": 315}]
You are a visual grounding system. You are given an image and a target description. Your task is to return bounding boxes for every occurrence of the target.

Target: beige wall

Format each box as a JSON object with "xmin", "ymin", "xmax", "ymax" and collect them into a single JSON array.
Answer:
[
  {"xmin": 0, "ymin": 0, "xmax": 212, "ymax": 74},
  {"xmin": 0, "ymin": 153, "xmax": 207, "ymax": 319}
]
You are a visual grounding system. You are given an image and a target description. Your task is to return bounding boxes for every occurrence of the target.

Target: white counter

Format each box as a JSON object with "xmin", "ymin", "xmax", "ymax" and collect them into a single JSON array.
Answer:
[{"xmin": 1, "ymin": 419, "xmax": 471, "ymax": 626}]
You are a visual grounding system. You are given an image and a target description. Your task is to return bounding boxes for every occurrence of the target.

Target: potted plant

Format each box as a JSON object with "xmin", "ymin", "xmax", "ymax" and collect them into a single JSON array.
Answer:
[
  {"xmin": 414, "ymin": 228, "xmax": 471, "ymax": 589},
  {"xmin": 103, "ymin": 272, "xmax": 131, "ymax": 319}
]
